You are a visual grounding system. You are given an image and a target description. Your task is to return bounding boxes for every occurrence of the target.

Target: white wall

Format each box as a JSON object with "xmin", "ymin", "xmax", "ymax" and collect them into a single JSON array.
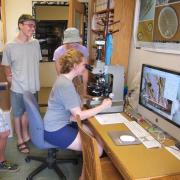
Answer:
[
  {"xmin": 40, "ymin": 62, "xmax": 57, "ymax": 87},
  {"xmin": 127, "ymin": 40, "xmax": 180, "ymax": 89},
  {"xmin": 127, "ymin": 39, "xmax": 180, "ymax": 109},
  {"xmin": 5, "ymin": 0, "xmax": 32, "ymax": 42}
]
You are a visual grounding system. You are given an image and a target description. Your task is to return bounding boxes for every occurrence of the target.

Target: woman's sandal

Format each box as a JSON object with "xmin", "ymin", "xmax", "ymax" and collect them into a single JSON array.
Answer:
[
  {"xmin": 17, "ymin": 142, "xmax": 30, "ymax": 154},
  {"xmin": 24, "ymin": 138, "xmax": 30, "ymax": 144}
]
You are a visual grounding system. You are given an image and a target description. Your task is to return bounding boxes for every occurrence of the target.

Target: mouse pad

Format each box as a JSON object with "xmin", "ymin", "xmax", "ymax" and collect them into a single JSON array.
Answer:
[{"xmin": 108, "ymin": 130, "xmax": 142, "ymax": 146}]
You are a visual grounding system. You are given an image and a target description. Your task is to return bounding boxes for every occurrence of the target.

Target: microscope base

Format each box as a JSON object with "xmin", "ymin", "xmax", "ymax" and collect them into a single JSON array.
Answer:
[{"xmin": 87, "ymin": 100, "xmax": 124, "ymax": 114}]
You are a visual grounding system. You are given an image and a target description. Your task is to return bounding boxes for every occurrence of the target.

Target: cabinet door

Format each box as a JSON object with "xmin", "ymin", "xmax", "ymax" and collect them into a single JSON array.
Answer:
[{"xmin": 68, "ymin": 0, "xmax": 84, "ymax": 36}]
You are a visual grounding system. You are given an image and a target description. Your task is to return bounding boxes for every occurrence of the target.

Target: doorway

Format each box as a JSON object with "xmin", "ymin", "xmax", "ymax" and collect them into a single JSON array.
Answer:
[{"xmin": 32, "ymin": 1, "xmax": 88, "ymax": 62}]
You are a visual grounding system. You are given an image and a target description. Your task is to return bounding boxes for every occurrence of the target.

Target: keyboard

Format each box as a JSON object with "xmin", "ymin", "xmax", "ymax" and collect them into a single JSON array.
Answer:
[{"xmin": 124, "ymin": 121, "xmax": 161, "ymax": 149}]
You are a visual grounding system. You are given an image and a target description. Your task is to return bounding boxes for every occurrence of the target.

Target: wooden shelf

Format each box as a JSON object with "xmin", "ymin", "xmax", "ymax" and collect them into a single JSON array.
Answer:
[
  {"xmin": 94, "ymin": 8, "xmax": 114, "ymax": 14},
  {"xmin": 91, "ymin": 29, "xmax": 104, "ymax": 34},
  {"xmin": 89, "ymin": 0, "xmax": 135, "ymax": 79}
]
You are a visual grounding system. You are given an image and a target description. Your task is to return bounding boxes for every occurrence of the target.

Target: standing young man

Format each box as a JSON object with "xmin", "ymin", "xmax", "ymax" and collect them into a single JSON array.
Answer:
[{"xmin": 2, "ymin": 14, "xmax": 42, "ymax": 153}]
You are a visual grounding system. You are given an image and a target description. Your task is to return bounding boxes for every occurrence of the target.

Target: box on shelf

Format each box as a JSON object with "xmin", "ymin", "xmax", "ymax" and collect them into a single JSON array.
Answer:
[
  {"xmin": 0, "ymin": 83, "xmax": 10, "ymax": 111},
  {"xmin": 0, "ymin": 65, "xmax": 7, "ymax": 82}
]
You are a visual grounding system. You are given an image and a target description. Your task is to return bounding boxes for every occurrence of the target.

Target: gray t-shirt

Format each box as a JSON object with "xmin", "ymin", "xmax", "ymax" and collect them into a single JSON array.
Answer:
[
  {"xmin": 2, "ymin": 39, "xmax": 42, "ymax": 93},
  {"xmin": 44, "ymin": 75, "xmax": 81, "ymax": 132}
]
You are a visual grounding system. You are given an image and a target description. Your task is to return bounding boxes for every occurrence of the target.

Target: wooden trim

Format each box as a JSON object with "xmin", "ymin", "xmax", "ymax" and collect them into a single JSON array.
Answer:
[
  {"xmin": 111, "ymin": 0, "xmax": 135, "ymax": 78},
  {"xmin": 68, "ymin": 0, "xmax": 84, "ymax": 38},
  {"xmin": 68, "ymin": 0, "xmax": 74, "ymax": 27},
  {"xmin": 1, "ymin": 0, "xmax": 6, "ymax": 44}
]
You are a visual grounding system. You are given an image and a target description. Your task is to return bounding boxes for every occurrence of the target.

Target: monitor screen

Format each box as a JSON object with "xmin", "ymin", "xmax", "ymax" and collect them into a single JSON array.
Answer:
[{"xmin": 139, "ymin": 64, "xmax": 180, "ymax": 141}]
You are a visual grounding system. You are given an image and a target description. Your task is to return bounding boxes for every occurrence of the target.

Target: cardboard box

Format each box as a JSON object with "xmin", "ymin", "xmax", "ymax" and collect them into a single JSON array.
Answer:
[
  {"xmin": 0, "ymin": 84, "xmax": 12, "ymax": 137},
  {"xmin": 0, "ymin": 84, "xmax": 11, "ymax": 111},
  {"xmin": 0, "ymin": 65, "xmax": 7, "ymax": 82}
]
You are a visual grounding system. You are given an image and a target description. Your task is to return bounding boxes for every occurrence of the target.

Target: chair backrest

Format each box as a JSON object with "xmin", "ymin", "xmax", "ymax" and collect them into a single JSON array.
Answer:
[
  {"xmin": 23, "ymin": 91, "xmax": 55, "ymax": 149},
  {"xmin": 76, "ymin": 116, "xmax": 103, "ymax": 180}
]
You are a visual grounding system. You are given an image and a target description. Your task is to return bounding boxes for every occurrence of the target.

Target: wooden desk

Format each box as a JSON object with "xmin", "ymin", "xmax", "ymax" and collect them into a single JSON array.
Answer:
[{"xmin": 87, "ymin": 114, "xmax": 180, "ymax": 180}]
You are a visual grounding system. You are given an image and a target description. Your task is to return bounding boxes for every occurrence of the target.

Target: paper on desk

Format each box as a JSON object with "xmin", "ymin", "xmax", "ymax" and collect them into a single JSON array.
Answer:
[
  {"xmin": 95, "ymin": 113, "xmax": 129, "ymax": 125},
  {"xmin": 165, "ymin": 146, "xmax": 180, "ymax": 160}
]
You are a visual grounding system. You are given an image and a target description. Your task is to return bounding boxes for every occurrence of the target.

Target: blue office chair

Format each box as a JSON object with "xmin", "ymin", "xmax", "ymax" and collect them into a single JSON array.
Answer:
[{"xmin": 23, "ymin": 91, "xmax": 78, "ymax": 180}]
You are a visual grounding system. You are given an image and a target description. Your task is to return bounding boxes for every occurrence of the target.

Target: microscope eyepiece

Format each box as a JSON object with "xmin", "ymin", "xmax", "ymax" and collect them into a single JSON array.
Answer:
[{"xmin": 85, "ymin": 64, "xmax": 93, "ymax": 72}]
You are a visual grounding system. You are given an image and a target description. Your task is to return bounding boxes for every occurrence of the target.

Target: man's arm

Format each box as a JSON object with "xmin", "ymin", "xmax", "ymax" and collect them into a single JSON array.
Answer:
[
  {"xmin": 4, "ymin": 66, "xmax": 12, "ymax": 83},
  {"xmin": 54, "ymin": 60, "xmax": 61, "ymax": 75}
]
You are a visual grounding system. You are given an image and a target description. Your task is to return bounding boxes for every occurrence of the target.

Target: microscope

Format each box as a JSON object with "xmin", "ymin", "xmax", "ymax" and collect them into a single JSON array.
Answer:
[{"xmin": 86, "ymin": 39, "xmax": 124, "ymax": 113}]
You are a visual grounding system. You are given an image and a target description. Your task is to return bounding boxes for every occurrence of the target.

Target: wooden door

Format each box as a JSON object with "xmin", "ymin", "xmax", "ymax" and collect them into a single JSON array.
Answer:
[{"xmin": 68, "ymin": 0, "xmax": 84, "ymax": 37}]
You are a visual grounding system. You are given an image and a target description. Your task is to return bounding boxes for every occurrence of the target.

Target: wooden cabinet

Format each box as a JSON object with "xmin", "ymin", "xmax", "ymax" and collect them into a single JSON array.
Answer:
[{"xmin": 88, "ymin": 0, "xmax": 135, "ymax": 78}]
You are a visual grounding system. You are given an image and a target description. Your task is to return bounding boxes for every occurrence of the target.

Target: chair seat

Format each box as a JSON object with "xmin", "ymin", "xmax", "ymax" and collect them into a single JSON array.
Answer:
[{"xmin": 101, "ymin": 157, "xmax": 124, "ymax": 180}]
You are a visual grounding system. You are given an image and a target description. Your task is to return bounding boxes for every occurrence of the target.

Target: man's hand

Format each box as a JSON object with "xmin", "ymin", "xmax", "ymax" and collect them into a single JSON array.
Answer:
[{"xmin": 4, "ymin": 66, "xmax": 12, "ymax": 84}]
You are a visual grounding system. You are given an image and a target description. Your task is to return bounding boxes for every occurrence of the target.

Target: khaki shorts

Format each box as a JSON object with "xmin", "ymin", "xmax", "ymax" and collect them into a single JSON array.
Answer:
[{"xmin": 0, "ymin": 109, "xmax": 9, "ymax": 133}]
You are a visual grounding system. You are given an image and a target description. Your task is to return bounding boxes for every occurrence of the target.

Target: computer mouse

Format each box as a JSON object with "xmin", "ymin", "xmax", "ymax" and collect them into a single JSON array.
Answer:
[
  {"xmin": 175, "ymin": 142, "xmax": 180, "ymax": 150},
  {"xmin": 119, "ymin": 135, "xmax": 136, "ymax": 142}
]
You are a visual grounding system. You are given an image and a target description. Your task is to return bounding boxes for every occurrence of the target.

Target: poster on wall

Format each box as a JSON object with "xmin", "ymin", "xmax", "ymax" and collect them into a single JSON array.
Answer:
[{"xmin": 134, "ymin": 0, "xmax": 180, "ymax": 54}]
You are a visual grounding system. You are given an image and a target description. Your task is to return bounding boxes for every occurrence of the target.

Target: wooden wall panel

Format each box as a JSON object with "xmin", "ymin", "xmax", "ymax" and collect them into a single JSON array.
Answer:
[
  {"xmin": 89, "ymin": 0, "xmax": 135, "ymax": 81},
  {"xmin": 112, "ymin": 0, "xmax": 135, "ymax": 76}
]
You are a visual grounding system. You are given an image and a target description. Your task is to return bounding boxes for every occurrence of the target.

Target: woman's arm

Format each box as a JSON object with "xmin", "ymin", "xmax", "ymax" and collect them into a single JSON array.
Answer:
[{"xmin": 70, "ymin": 99, "xmax": 112, "ymax": 120}]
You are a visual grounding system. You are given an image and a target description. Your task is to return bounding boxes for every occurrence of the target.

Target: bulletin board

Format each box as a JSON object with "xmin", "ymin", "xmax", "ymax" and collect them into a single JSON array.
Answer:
[
  {"xmin": 134, "ymin": 0, "xmax": 180, "ymax": 54},
  {"xmin": 0, "ymin": 0, "xmax": 6, "ymax": 51}
]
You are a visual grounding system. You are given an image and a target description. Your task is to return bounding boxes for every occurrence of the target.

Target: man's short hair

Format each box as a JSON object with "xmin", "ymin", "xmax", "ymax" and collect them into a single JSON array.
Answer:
[{"xmin": 18, "ymin": 14, "xmax": 36, "ymax": 24}]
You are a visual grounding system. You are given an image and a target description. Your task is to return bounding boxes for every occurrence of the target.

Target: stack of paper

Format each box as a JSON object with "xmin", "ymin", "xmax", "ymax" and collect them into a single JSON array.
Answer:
[{"xmin": 95, "ymin": 113, "xmax": 129, "ymax": 125}]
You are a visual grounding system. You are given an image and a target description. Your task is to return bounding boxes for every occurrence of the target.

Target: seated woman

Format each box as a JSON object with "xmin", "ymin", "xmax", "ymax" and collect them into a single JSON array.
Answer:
[{"xmin": 44, "ymin": 49, "xmax": 112, "ymax": 179}]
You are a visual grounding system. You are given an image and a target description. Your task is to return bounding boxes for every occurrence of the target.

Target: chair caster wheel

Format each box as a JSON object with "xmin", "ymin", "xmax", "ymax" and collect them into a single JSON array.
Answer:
[
  {"xmin": 26, "ymin": 177, "xmax": 32, "ymax": 180},
  {"xmin": 25, "ymin": 157, "xmax": 31, "ymax": 163}
]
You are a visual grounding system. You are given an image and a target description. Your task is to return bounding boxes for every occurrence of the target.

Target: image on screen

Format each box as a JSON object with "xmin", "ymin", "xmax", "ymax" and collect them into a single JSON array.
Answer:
[{"xmin": 139, "ymin": 64, "xmax": 180, "ymax": 128}]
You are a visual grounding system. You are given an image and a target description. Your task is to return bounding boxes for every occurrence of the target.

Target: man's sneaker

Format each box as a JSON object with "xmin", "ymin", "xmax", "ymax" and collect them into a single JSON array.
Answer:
[{"xmin": 0, "ymin": 161, "xmax": 19, "ymax": 172}]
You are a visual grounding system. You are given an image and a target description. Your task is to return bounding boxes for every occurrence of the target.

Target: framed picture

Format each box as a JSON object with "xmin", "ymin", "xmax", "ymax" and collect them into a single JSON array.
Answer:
[
  {"xmin": 0, "ymin": 0, "xmax": 6, "ymax": 51},
  {"xmin": 134, "ymin": 0, "xmax": 180, "ymax": 54}
]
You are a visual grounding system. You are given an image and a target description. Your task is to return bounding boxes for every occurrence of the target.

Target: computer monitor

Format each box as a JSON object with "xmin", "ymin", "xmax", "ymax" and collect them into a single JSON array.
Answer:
[{"xmin": 138, "ymin": 64, "xmax": 180, "ymax": 142}]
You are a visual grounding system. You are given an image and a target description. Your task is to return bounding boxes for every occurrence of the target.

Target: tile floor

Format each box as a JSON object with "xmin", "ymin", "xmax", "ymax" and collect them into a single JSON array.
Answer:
[
  {"xmin": 0, "ymin": 88, "xmax": 82, "ymax": 180},
  {"xmin": 0, "ymin": 138, "xmax": 82, "ymax": 180}
]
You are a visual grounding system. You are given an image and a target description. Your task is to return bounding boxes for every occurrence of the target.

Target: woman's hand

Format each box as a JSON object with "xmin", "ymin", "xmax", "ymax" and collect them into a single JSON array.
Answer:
[
  {"xmin": 70, "ymin": 115, "xmax": 76, "ymax": 122},
  {"xmin": 7, "ymin": 73, "xmax": 12, "ymax": 83},
  {"xmin": 101, "ymin": 98, "xmax": 112, "ymax": 109}
]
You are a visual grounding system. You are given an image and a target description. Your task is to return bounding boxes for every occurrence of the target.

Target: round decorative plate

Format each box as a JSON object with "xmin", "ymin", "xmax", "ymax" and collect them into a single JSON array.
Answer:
[
  {"xmin": 137, "ymin": 32, "xmax": 143, "ymax": 41},
  {"xmin": 158, "ymin": 6, "xmax": 178, "ymax": 39}
]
